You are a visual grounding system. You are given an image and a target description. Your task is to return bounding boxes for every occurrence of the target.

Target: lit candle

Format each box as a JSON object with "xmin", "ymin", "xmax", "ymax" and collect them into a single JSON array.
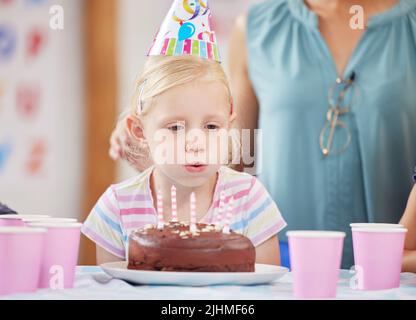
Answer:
[
  {"xmin": 157, "ymin": 189, "xmax": 164, "ymax": 229},
  {"xmin": 215, "ymin": 191, "xmax": 226, "ymax": 231},
  {"xmin": 223, "ymin": 196, "xmax": 233, "ymax": 234},
  {"xmin": 190, "ymin": 192, "xmax": 197, "ymax": 233},
  {"xmin": 171, "ymin": 185, "xmax": 178, "ymax": 222}
]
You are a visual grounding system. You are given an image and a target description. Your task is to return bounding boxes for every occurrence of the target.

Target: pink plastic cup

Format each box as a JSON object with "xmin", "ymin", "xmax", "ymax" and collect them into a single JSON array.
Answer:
[
  {"xmin": 17, "ymin": 215, "xmax": 51, "ymax": 223},
  {"xmin": 25, "ymin": 217, "xmax": 77, "ymax": 224},
  {"xmin": 0, "ymin": 214, "xmax": 51, "ymax": 226},
  {"xmin": 18, "ymin": 214, "xmax": 51, "ymax": 219},
  {"xmin": 27, "ymin": 222, "xmax": 82, "ymax": 289},
  {"xmin": 352, "ymin": 227, "xmax": 407, "ymax": 290},
  {"xmin": 287, "ymin": 230, "xmax": 345, "ymax": 299},
  {"xmin": 0, "ymin": 227, "xmax": 46, "ymax": 296},
  {"xmin": 350, "ymin": 223, "xmax": 404, "ymax": 229},
  {"xmin": 0, "ymin": 215, "xmax": 25, "ymax": 227}
]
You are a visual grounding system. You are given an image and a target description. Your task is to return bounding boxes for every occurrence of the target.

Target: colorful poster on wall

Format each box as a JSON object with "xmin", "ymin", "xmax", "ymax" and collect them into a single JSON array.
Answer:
[{"xmin": 0, "ymin": 0, "xmax": 83, "ymax": 218}]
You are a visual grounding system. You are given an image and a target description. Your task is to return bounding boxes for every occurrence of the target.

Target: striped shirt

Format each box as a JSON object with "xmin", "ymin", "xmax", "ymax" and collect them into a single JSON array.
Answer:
[{"xmin": 81, "ymin": 166, "xmax": 287, "ymax": 259}]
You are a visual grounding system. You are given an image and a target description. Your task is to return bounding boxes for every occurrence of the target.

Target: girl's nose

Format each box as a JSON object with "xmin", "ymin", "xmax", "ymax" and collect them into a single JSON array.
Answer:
[
  {"xmin": 185, "ymin": 134, "xmax": 205, "ymax": 153},
  {"xmin": 185, "ymin": 141, "xmax": 205, "ymax": 153}
]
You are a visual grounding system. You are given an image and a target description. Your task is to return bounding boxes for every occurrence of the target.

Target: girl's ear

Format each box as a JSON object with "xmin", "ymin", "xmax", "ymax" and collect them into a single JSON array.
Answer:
[{"xmin": 126, "ymin": 115, "xmax": 145, "ymax": 141}]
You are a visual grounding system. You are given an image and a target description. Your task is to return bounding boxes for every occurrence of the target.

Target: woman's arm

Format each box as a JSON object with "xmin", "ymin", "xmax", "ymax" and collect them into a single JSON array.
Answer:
[
  {"xmin": 227, "ymin": 13, "xmax": 259, "ymax": 171},
  {"xmin": 400, "ymin": 185, "xmax": 416, "ymax": 272},
  {"xmin": 96, "ymin": 245, "xmax": 124, "ymax": 265},
  {"xmin": 400, "ymin": 185, "xmax": 416, "ymax": 250},
  {"xmin": 255, "ymin": 236, "xmax": 281, "ymax": 266}
]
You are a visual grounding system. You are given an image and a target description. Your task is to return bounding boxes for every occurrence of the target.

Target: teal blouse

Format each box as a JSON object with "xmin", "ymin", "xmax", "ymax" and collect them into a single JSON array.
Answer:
[{"xmin": 247, "ymin": 0, "xmax": 416, "ymax": 268}]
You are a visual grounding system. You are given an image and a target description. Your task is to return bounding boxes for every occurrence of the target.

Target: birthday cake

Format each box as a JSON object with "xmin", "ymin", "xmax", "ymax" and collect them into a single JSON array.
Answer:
[{"xmin": 128, "ymin": 222, "xmax": 255, "ymax": 272}]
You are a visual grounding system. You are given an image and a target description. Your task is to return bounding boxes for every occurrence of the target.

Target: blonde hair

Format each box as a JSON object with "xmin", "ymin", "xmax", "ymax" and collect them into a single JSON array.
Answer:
[
  {"xmin": 130, "ymin": 55, "xmax": 232, "ymax": 116},
  {"xmin": 125, "ymin": 55, "xmax": 239, "ymax": 166}
]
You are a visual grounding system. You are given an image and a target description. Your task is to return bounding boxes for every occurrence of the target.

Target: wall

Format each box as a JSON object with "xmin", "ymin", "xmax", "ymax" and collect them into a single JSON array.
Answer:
[{"xmin": 0, "ymin": 0, "xmax": 84, "ymax": 219}]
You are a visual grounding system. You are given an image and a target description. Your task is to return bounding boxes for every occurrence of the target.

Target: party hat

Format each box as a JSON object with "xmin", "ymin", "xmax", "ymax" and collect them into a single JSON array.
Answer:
[{"xmin": 148, "ymin": 0, "xmax": 220, "ymax": 62}]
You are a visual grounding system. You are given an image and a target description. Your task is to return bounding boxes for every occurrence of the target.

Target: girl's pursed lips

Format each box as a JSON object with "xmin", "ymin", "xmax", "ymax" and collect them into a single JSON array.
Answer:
[{"xmin": 184, "ymin": 164, "xmax": 207, "ymax": 173}]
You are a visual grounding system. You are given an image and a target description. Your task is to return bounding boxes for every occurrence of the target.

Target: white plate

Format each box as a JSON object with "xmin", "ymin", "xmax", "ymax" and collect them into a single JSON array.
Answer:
[{"xmin": 100, "ymin": 261, "xmax": 288, "ymax": 286}]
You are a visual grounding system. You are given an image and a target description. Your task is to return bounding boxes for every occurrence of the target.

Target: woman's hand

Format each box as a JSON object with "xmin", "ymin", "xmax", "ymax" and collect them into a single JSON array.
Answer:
[
  {"xmin": 109, "ymin": 116, "xmax": 129, "ymax": 161},
  {"xmin": 109, "ymin": 115, "xmax": 153, "ymax": 172}
]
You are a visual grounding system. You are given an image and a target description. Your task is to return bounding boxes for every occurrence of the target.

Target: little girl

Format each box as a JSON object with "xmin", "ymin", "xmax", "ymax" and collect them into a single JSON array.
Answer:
[
  {"xmin": 81, "ymin": 55, "xmax": 287, "ymax": 266},
  {"xmin": 400, "ymin": 167, "xmax": 416, "ymax": 272}
]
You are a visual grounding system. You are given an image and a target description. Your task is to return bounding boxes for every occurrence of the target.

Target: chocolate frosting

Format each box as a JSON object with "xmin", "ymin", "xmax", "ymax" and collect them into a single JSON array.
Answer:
[{"xmin": 128, "ymin": 222, "xmax": 255, "ymax": 272}]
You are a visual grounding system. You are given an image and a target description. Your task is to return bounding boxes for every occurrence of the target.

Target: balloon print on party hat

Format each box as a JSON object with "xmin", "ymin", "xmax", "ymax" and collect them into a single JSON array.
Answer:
[{"xmin": 148, "ymin": 0, "xmax": 220, "ymax": 62}]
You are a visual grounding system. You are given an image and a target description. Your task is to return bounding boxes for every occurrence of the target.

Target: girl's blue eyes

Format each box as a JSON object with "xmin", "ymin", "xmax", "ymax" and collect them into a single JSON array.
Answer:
[
  {"xmin": 205, "ymin": 124, "xmax": 219, "ymax": 130},
  {"xmin": 168, "ymin": 125, "xmax": 185, "ymax": 132}
]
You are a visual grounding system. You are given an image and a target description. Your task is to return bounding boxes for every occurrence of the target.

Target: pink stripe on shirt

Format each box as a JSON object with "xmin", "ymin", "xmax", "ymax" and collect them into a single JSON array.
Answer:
[
  {"xmin": 212, "ymin": 188, "xmax": 250, "ymax": 208},
  {"xmin": 117, "ymin": 194, "xmax": 151, "ymax": 202},
  {"xmin": 221, "ymin": 178, "xmax": 251, "ymax": 190},
  {"xmin": 224, "ymin": 187, "xmax": 266, "ymax": 215},
  {"xmin": 120, "ymin": 207, "xmax": 155, "ymax": 216}
]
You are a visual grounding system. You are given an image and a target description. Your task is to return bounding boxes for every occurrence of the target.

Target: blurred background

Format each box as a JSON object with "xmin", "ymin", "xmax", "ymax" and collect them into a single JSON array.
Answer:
[{"xmin": 0, "ymin": 0, "xmax": 261, "ymax": 264}]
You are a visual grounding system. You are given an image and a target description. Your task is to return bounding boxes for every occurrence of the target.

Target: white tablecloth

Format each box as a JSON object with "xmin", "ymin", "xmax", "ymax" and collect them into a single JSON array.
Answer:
[{"xmin": 4, "ymin": 266, "xmax": 416, "ymax": 300}]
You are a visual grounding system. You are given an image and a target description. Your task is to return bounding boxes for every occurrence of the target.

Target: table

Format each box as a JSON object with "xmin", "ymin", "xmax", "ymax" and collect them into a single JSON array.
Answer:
[{"xmin": 3, "ymin": 267, "xmax": 416, "ymax": 300}]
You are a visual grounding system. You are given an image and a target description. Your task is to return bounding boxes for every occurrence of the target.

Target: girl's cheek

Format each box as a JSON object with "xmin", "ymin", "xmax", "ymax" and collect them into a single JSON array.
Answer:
[{"xmin": 145, "ymin": 129, "xmax": 172, "ymax": 165}]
